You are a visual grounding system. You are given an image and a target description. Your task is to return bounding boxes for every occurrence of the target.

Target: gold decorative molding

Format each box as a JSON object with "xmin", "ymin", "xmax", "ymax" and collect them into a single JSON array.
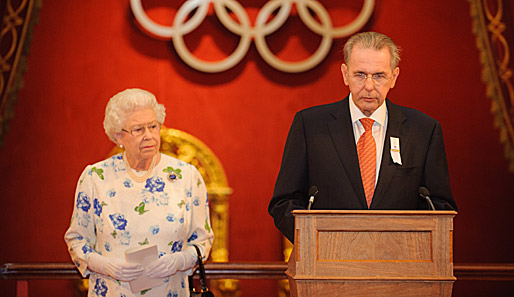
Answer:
[
  {"xmin": 110, "ymin": 126, "xmax": 237, "ymax": 296},
  {"xmin": 469, "ymin": 0, "xmax": 514, "ymax": 172},
  {"xmin": 159, "ymin": 127, "xmax": 233, "ymax": 264},
  {"xmin": 278, "ymin": 237, "xmax": 293, "ymax": 297},
  {"xmin": 0, "ymin": 0, "xmax": 41, "ymax": 147}
]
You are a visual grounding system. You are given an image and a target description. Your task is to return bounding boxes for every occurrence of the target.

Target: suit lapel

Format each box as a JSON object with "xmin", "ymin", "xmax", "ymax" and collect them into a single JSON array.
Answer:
[
  {"xmin": 370, "ymin": 99, "xmax": 409, "ymax": 208},
  {"xmin": 328, "ymin": 97, "xmax": 368, "ymax": 209}
]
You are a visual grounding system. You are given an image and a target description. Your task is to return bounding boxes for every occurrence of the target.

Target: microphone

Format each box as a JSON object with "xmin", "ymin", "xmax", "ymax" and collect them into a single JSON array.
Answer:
[
  {"xmin": 419, "ymin": 187, "xmax": 435, "ymax": 211},
  {"xmin": 307, "ymin": 186, "xmax": 318, "ymax": 210}
]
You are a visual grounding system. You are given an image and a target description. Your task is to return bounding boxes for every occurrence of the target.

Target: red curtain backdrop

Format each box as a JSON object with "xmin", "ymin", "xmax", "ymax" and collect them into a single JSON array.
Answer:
[{"xmin": 1, "ymin": 0, "xmax": 513, "ymax": 296}]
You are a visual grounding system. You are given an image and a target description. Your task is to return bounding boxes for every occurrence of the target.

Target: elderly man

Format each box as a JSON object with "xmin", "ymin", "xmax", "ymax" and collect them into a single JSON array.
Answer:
[{"xmin": 269, "ymin": 32, "xmax": 457, "ymax": 243}]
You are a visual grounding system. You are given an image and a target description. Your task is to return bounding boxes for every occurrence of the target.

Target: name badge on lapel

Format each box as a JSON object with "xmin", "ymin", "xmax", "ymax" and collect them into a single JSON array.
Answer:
[{"xmin": 390, "ymin": 137, "xmax": 402, "ymax": 165}]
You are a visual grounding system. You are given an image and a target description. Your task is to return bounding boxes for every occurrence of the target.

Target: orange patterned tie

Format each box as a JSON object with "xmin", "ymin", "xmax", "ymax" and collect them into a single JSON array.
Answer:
[{"xmin": 357, "ymin": 118, "xmax": 376, "ymax": 208}]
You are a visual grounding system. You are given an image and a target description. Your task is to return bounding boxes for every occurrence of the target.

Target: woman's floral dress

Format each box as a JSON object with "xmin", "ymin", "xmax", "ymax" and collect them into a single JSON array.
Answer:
[{"xmin": 65, "ymin": 153, "xmax": 214, "ymax": 297}]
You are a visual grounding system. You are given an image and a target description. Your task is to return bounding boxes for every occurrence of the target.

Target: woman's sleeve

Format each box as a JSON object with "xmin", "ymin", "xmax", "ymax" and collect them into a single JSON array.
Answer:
[
  {"xmin": 64, "ymin": 165, "xmax": 98, "ymax": 277},
  {"xmin": 183, "ymin": 165, "xmax": 214, "ymax": 263}
]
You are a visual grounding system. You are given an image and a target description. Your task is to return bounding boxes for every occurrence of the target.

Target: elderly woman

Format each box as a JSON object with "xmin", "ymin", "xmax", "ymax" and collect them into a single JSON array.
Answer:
[{"xmin": 65, "ymin": 88, "xmax": 213, "ymax": 297}]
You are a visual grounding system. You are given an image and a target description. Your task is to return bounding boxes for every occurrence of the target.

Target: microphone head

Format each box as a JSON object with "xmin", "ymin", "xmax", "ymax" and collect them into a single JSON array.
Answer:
[
  {"xmin": 308, "ymin": 185, "xmax": 318, "ymax": 197},
  {"xmin": 419, "ymin": 186, "xmax": 430, "ymax": 197}
]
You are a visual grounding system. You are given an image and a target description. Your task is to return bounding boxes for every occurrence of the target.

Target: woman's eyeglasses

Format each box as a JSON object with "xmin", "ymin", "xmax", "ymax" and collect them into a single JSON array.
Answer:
[{"xmin": 122, "ymin": 122, "xmax": 161, "ymax": 137}]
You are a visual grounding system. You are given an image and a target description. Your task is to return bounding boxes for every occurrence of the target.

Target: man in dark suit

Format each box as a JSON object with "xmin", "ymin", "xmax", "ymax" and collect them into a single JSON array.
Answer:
[{"xmin": 268, "ymin": 32, "xmax": 457, "ymax": 243}]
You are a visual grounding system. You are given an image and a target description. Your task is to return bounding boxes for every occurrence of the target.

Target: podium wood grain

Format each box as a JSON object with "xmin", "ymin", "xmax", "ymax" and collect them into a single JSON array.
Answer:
[{"xmin": 287, "ymin": 210, "xmax": 456, "ymax": 296}]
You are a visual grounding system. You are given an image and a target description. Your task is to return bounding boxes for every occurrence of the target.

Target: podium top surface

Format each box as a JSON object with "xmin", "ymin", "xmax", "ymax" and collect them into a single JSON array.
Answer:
[{"xmin": 292, "ymin": 210, "xmax": 457, "ymax": 216}]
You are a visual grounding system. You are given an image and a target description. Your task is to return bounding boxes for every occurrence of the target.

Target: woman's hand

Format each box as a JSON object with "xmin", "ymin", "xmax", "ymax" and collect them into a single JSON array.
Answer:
[
  {"xmin": 145, "ymin": 252, "xmax": 187, "ymax": 278},
  {"xmin": 87, "ymin": 253, "xmax": 144, "ymax": 281}
]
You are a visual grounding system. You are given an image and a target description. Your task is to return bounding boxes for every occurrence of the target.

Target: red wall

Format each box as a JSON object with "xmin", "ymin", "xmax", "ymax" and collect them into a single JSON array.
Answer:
[{"xmin": 1, "ymin": 0, "xmax": 513, "ymax": 296}]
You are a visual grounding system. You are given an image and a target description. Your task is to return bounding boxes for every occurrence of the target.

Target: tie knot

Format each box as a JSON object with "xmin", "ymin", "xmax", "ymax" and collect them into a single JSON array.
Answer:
[{"xmin": 360, "ymin": 118, "xmax": 374, "ymax": 131}]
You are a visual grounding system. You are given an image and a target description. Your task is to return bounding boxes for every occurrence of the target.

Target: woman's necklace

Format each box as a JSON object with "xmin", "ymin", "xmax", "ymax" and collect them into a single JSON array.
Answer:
[{"xmin": 123, "ymin": 152, "xmax": 158, "ymax": 183}]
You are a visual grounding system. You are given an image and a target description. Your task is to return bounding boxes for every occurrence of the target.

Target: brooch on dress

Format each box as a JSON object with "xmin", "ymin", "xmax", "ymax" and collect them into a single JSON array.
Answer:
[
  {"xmin": 167, "ymin": 173, "xmax": 178, "ymax": 182},
  {"xmin": 164, "ymin": 166, "xmax": 182, "ymax": 182}
]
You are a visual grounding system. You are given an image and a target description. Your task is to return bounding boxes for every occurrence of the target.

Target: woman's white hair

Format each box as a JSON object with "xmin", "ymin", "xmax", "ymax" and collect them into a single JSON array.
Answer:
[{"xmin": 103, "ymin": 88, "xmax": 166, "ymax": 144}]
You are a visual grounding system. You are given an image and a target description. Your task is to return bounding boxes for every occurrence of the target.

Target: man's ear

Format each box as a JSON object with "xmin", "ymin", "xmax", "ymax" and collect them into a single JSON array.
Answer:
[
  {"xmin": 390, "ymin": 67, "xmax": 400, "ymax": 88},
  {"xmin": 341, "ymin": 64, "xmax": 350, "ymax": 86}
]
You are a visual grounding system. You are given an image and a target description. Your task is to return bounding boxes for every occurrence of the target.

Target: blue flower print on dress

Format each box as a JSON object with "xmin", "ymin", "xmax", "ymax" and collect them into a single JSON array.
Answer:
[
  {"xmin": 104, "ymin": 243, "xmax": 111, "ymax": 252},
  {"xmin": 150, "ymin": 225, "xmax": 160, "ymax": 235},
  {"xmin": 167, "ymin": 291, "xmax": 178, "ymax": 297},
  {"xmin": 158, "ymin": 193, "xmax": 169, "ymax": 206},
  {"xmin": 77, "ymin": 192, "xmax": 91, "ymax": 212},
  {"xmin": 142, "ymin": 191, "xmax": 169, "ymax": 207},
  {"xmin": 81, "ymin": 243, "xmax": 93, "ymax": 255},
  {"xmin": 77, "ymin": 213, "xmax": 91, "ymax": 228},
  {"xmin": 94, "ymin": 199, "xmax": 103, "ymax": 216},
  {"xmin": 187, "ymin": 231, "xmax": 198, "ymax": 243},
  {"xmin": 179, "ymin": 217, "xmax": 184, "ymax": 224},
  {"xmin": 145, "ymin": 176, "xmax": 165, "ymax": 193},
  {"xmin": 123, "ymin": 179, "xmax": 133, "ymax": 188},
  {"xmin": 107, "ymin": 189, "xmax": 116, "ymax": 198},
  {"xmin": 93, "ymin": 278, "xmax": 108, "ymax": 296},
  {"xmin": 141, "ymin": 192, "xmax": 152, "ymax": 205},
  {"xmin": 109, "ymin": 213, "xmax": 128, "ymax": 230},
  {"xmin": 170, "ymin": 240, "xmax": 183, "ymax": 252},
  {"xmin": 193, "ymin": 197, "xmax": 200, "ymax": 206},
  {"xmin": 108, "ymin": 155, "xmax": 124, "ymax": 172},
  {"xmin": 119, "ymin": 231, "xmax": 131, "ymax": 246},
  {"xmin": 166, "ymin": 214, "xmax": 175, "ymax": 222},
  {"xmin": 185, "ymin": 188, "xmax": 192, "ymax": 197}
]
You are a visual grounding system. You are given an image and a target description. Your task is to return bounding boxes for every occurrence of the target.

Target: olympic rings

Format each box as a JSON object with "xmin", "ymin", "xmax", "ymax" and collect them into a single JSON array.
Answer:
[{"xmin": 130, "ymin": 0, "xmax": 375, "ymax": 73}]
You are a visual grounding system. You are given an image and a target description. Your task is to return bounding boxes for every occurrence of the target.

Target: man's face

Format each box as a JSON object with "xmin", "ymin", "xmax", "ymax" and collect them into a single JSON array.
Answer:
[{"xmin": 341, "ymin": 46, "xmax": 400, "ymax": 116}]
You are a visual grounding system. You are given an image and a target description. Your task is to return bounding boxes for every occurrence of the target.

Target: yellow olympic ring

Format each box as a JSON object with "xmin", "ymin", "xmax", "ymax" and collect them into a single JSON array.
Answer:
[{"xmin": 130, "ymin": 0, "xmax": 375, "ymax": 73}]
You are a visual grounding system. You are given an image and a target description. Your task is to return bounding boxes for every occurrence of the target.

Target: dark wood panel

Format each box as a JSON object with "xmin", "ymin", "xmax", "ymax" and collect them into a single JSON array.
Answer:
[{"xmin": 1, "ymin": 262, "xmax": 514, "ymax": 281}]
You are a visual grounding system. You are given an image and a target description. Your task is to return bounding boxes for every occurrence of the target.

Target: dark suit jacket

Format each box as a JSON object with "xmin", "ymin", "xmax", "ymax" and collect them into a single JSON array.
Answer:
[{"xmin": 268, "ymin": 97, "xmax": 457, "ymax": 242}]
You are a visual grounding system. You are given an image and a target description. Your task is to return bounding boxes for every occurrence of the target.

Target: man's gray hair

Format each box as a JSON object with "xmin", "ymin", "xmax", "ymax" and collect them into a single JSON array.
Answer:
[
  {"xmin": 343, "ymin": 32, "xmax": 401, "ymax": 70},
  {"xmin": 103, "ymin": 88, "xmax": 166, "ymax": 144}
]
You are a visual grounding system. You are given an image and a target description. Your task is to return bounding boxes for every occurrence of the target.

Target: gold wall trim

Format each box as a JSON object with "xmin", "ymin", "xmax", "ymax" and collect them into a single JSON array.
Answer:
[
  {"xmin": 159, "ymin": 127, "xmax": 233, "ymax": 263},
  {"xmin": 469, "ymin": 0, "xmax": 514, "ymax": 172},
  {"xmin": 0, "ymin": 0, "xmax": 41, "ymax": 147}
]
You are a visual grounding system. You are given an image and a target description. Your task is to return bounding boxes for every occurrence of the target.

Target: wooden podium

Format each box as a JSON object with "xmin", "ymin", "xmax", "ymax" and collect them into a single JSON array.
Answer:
[{"xmin": 287, "ymin": 210, "xmax": 456, "ymax": 297}]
